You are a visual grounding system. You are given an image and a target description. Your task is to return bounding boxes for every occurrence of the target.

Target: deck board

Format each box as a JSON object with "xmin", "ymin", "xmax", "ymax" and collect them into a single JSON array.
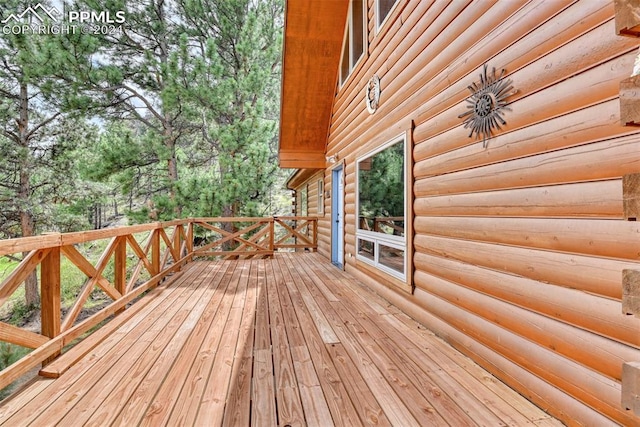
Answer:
[{"xmin": 0, "ymin": 253, "xmax": 564, "ymax": 426}]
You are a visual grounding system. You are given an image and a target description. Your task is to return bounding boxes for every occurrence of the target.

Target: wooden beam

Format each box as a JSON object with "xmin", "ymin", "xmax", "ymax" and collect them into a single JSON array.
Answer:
[
  {"xmin": 622, "ymin": 361, "xmax": 640, "ymax": 416},
  {"xmin": 61, "ymin": 236, "xmax": 120, "ymax": 332},
  {"xmin": 61, "ymin": 245, "xmax": 122, "ymax": 300},
  {"xmin": 159, "ymin": 228, "xmax": 180, "ymax": 264},
  {"xmin": 41, "ymin": 246, "xmax": 61, "ymax": 364},
  {"xmin": 623, "ymin": 270, "xmax": 640, "ymax": 317},
  {"xmin": 623, "ymin": 173, "xmax": 640, "ymax": 220},
  {"xmin": 615, "ymin": 0, "xmax": 640, "ymax": 36},
  {"xmin": 0, "ymin": 235, "xmax": 60, "ymax": 257},
  {"xmin": 186, "ymin": 223, "xmax": 194, "ymax": 259},
  {"xmin": 0, "ymin": 322, "xmax": 48, "ymax": 349},
  {"xmin": 151, "ymin": 230, "xmax": 161, "ymax": 276},
  {"xmin": 620, "ymin": 75, "xmax": 640, "ymax": 126},
  {"xmin": 40, "ymin": 247, "xmax": 60, "ymax": 340},
  {"xmin": 125, "ymin": 235, "xmax": 155, "ymax": 277},
  {"xmin": 114, "ymin": 237, "xmax": 127, "ymax": 314},
  {"xmin": 0, "ymin": 249, "xmax": 50, "ymax": 308}
]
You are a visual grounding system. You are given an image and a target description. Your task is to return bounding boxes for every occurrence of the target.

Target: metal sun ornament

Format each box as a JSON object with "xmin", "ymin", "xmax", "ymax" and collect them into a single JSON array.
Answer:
[
  {"xmin": 459, "ymin": 64, "xmax": 516, "ymax": 148},
  {"xmin": 366, "ymin": 74, "xmax": 381, "ymax": 114}
]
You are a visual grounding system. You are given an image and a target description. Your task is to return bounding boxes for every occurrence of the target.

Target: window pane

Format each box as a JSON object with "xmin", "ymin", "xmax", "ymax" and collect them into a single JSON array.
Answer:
[
  {"xmin": 358, "ymin": 239, "xmax": 375, "ymax": 262},
  {"xmin": 318, "ymin": 180, "xmax": 324, "ymax": 214},
  {"xmin": 378, "ymin": 0, "xmax": 397, "ymax": 27},
  {"xmin": 358, "ymin": 141, "xmax": 404, "ymax": 237},
  {"xmin": 340, "ymin": 26, "xmax": 350, "ymax": 83},
  {"xmin": 379, "ymin": 244, "xmax": 404, "ymax": 274},
  {"xmin": 300, "ymin": 186, "xmax": 308, "ymax": 216},
  {"xmin": 351, "ymin": 0, "xmax": 364, "ymax": 65}
]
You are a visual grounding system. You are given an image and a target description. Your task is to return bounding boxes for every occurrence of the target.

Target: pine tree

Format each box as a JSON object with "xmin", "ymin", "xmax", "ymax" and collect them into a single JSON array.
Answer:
[
  {"xmin": 0, "ymin": 0, "xmax": 96, "ymax": 306},
  {"xmin": 177, "ymin": 0, "xmax": 284, "ymax": 220},
  {"xmin": 73, "ymin": 0, "xmax": 198, "ymax": 218}
]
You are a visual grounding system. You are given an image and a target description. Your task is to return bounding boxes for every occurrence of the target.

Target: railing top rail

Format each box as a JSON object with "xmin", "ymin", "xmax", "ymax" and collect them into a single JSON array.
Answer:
[
  {"xmin": 194, "ymin": 216, "xmax": 317, "ymax": 222},
  {"xmin": 0, "ymin": 217, "xmax": 319, "ymax": 256},
  {"xmin": 0, "ymin": 220, "xmax": 190, "ymax": 256}
]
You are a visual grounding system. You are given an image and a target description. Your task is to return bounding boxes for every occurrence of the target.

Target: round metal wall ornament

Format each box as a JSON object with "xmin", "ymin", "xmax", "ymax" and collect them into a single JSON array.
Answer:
[
  {"xmin": 458, "ymin": 64, "xmax": 516, "ymax": 147},
  {"xmin": 365, "ymin": 74, "xmax": 381, "ymax": 114}
]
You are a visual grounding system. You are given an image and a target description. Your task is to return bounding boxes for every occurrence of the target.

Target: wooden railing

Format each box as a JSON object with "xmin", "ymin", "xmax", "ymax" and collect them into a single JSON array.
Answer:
[
  {"xmin": 0, "ymin": 217, "xmax": 316, "ymax": 391},
  {"xmin": 359, "ymin": 216, "xmax": 404, "ymax": 235},
  {"xmin": 192, "ymin": 216, "xmax": 317, "ymax": 258}
]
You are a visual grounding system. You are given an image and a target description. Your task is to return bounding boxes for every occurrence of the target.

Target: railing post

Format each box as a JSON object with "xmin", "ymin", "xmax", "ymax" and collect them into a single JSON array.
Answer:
[
  {"xmin": 313, "ymin": 218, "xmax": 318, "ymax": 252},
  {"xmin": 186, "ymin": 221, "xmax": 194, "ymax": 260},
  {"xmin": 41, "ymin": 243, "xmax": 60, "ymax": 364},
  {"xmin": 114, "ymin": 237, "xmax": 127, "ymax": 313},
  {"xmin": 269, "ymin": 218, "xmax": 275, "ymax": 257},
  {"xmin": 175, "ymin": 225, "xmax": 182, "ymax": 265},
  {"xmin": 152, "ymin": 229, "xmax": 161, "ymax": 275}
]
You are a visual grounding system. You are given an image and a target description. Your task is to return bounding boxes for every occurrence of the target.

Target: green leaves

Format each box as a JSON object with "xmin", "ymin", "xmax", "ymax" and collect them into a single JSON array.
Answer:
[{"xmin": 0, "ymin": 0, "xmax": 287, "ymax": 234}]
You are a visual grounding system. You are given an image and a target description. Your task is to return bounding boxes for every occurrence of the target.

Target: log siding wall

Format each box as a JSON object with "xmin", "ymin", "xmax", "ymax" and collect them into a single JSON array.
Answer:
[
  {"xmin": 316, "ymin": 1, "xmax": 640, "ymax": 425},
  {"xmin": 292, "ymin": 172, "xmax": 325, "ymax": 252}
]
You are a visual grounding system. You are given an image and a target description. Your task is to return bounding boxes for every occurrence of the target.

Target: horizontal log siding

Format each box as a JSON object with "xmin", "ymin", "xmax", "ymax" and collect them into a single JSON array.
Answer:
[
  {"xmin": 322, "ymin": 1, "xmax": 640, "ymax": 425},
  {"xmin": 292, "ymin": 172, "xmax": 325, "ymax": 253},
  {"xmin": 292, "ymin": 172, "xmax": 324, "ymax": 216}
]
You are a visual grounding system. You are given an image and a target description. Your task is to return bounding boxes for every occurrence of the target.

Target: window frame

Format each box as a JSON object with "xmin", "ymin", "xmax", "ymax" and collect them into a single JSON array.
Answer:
[
  {"xmin": 355, "ymin": 133, "xmax": 408, "ymax": 282},
  {"xmin": 375, "ymin": 0, "xmax": 399, "ymax": 34},
  {"xmin": 299, "ymin": 185, "xmax": 308, "ymax": 217},
  {"xmin": 317, "ymin": 179, "xmax": 324, "ymax": 215},
  {"xmin": 339, "ymin": 0, "xmax": 367, "ymax": 87}
]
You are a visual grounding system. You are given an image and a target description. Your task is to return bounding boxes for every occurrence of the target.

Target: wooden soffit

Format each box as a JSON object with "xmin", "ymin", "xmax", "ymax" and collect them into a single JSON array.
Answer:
[
  {"xmin": 278, "ymin": 0, "xmax": 349, "ymax": 169},
  {"xmin": 286, "ymin": 168, "xmax": 321, "ymax": 190}
]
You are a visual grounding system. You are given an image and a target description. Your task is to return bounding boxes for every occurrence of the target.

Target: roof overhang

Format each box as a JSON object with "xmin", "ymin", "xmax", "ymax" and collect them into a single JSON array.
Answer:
[
  {"xmin": 286, "ymin": 168, "xmax": 322, "ymax": 190},
  {"xmin": 278, "ymin": 0, "xmax": 349, "ymax": 169}
]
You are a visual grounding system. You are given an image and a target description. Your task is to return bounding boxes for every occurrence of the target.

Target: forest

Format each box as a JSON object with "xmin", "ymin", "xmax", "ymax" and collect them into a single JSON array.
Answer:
[
  {"xmin": 0, "ymin": 0, "xmax": 289, "ymax": 310},
  {"xmin": 1, "ymin": 0, "xmax": 288, "ymax": 233}
]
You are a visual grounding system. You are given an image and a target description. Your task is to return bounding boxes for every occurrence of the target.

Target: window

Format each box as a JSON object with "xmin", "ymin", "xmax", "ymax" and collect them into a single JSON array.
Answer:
[
  {"xmin": 376, "ymin": 0, "xmax": 398, "ymax": 31},
  {"xmin": 356, "ymin": 135, "xmax": 407, "ymax": 280},
  {"xmin": 300, "ymin": 185, "xmax": 308, "ymax": 216},
  {"xmin": 340, "ymin": 0, "xmax": 366, "ymax": 86},
  {"xmin": 318, "ymin": 179, "xmax": 324, "ymax": 215}
]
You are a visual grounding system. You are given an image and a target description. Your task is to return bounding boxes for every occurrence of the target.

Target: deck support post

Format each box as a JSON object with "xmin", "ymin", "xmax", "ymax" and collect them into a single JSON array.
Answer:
[
  {"xmin": 114, "ymin": 237, "xmax": 127, "ymax": 314},
  {"xmin": 174, "ymin": 225, "xmax": 182, "ymax": 263},
  {"xmin": 152, "ymin": 229, "xmax": 161, "ymax": 275},
  {"xmin": 313, "ymin": 218, "xmax": 318, "ymax": 252},
  {"xmin": 269, "ymin": 219, "xmax": 275, "ymax": 258},
  {"xmin": 41, "ymin": 244, "xmax": 61, "ymax": 365}
]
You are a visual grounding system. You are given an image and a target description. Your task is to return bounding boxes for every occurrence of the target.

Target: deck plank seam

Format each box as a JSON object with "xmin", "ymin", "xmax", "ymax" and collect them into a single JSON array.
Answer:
[
  {"xmin": 132, "ymin": 264, "xmax": 240, "ymax": 424},
  {"xmin": 0, "ymin": 261, "xmax": 210, "ymax": 427},
  {"xmin": 55, "ymin": 261, "xmax": 225, "ymax": 426},
  {"xmin": 109, "ymin": 261, "xmax": 230, "ymax": 426}
]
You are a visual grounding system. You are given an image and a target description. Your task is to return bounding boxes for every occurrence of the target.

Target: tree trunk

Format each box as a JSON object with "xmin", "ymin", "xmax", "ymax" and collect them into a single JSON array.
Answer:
[
  {"xmin": 165, "ymin": 118, "xmax": 180, "ymax": 218},
  {"xmin": 18, "ymin": 82, "xmax": 40, "ymax": 307}
]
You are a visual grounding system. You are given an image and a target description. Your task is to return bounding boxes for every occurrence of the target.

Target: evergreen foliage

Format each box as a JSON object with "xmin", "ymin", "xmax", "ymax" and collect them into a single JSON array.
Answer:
[{"xmin": 0, "ymin": 0, "xmax": 288, "ymax": 307}]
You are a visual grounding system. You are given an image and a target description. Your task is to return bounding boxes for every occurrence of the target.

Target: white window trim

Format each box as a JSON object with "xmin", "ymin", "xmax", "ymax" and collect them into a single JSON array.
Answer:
[
  {"xmin": 318, "ymin": 179, "xmax": 324, "ymax": 215},
  {"xmin": 355, "ymin": 133, "xmax": 408, "ymax": 282},
  {"xmin": 339, "ymin": 0, "xmax": 367, "ymax": 87},
  {"xmin": 376, "ymin": 0, "xmax": 400, "ymax": 34}
]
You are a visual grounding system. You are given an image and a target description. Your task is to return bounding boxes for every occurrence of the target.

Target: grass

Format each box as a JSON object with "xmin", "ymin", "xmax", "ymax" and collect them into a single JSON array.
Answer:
[
  {"xmin": 0, "ymin": 256, "xmax": 18, "ymax": 282},
  {"xmin": 0, "ymin": 231, "xmax": 156, "ymax": 326},
  {"xmin": 0, "ymin": 229, "xmax": 164, "ymax": 401}
]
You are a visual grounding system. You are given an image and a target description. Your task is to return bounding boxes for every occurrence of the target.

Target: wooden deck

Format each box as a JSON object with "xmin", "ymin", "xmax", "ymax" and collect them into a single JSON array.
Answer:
[{"xmin": 0, "ymin": 253, "xmax": 562, "ymax": 426}]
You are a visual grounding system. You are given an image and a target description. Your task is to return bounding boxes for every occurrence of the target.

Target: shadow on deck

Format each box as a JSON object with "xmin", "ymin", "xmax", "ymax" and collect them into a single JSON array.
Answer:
[{"xmin": 0, "ymin": 253, "xmax": 562, "ymax": 426}]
